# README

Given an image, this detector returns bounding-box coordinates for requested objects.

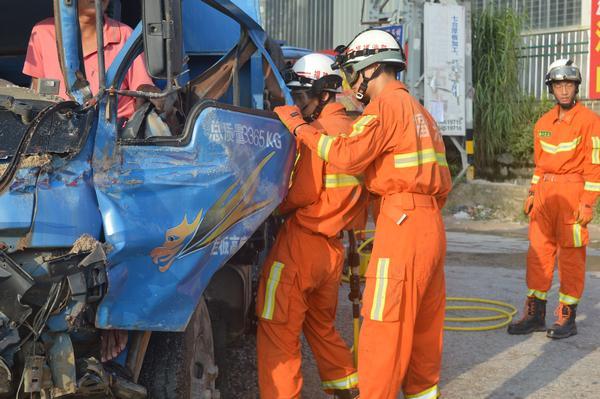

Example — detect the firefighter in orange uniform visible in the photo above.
[507,59,600,339]
[275,29,452,399]
[256,53,366,399]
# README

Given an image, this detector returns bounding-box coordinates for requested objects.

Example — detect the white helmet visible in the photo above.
[332,29,405,101]
[283,53,342,94]
[545,59,582,91]
[333,29,406,81]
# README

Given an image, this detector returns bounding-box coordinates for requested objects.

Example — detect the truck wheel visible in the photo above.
[139,297,219,398]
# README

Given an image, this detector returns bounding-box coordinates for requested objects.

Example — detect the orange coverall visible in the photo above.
[526,103,600,305]
[294,80,452,399]
[256,103,367,398]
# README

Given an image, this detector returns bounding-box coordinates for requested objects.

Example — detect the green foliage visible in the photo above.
[508,95,554,163]
[472,7,554,167]
[473,8,523,167]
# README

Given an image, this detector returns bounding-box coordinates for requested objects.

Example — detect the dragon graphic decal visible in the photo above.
[151,152,275,272]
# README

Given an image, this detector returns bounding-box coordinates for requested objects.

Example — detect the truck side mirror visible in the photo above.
[142,0,183,80]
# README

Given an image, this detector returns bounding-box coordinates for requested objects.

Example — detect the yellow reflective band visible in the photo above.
[466,140,474,155]
[350,115,377,137]
[539,136,581,154]
[288,152,302,189]
[584,181,600,192]
[394,149,448,168]
[406,385,439,399]
[317,135,335,162]
[370,258,390,321]
[531,175,540,184]
[321,372,359,390]
[323,174,363,188]
[559,292,580,305]
[592,137,600,164]
[260,261,285,320]
[527,289,547,300]
[573,223,583,248]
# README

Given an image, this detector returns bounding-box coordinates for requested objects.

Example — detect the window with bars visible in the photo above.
[473,0,582,30]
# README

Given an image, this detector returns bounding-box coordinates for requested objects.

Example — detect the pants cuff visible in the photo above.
[406,384,440,399]
[527,289,547,300]
[321,371,359,390]
[559,292,580,305]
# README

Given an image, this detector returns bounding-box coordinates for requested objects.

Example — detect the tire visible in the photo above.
[139,297,220,399]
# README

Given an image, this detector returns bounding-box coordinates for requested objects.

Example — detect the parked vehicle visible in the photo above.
[0,0,294,397]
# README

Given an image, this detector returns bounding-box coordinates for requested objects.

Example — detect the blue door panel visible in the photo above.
[94,103,294,331]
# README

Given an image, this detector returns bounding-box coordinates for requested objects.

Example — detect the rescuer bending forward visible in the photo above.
[275,29,452,399]
[256,53,367,399]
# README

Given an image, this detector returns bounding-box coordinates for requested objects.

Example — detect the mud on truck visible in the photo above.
[0,0,294,397]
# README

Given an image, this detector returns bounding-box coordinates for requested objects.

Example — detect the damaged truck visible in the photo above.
[0,0,294,397]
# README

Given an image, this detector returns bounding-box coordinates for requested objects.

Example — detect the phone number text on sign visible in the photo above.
[208,120,283,149]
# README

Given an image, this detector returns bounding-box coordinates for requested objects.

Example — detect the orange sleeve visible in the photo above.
[278,143,324,215]
[581,114,600,206]
[295,112,390,174]
[530,122,544,191]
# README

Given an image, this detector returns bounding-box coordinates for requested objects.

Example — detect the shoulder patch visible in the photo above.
[350,115,378,137]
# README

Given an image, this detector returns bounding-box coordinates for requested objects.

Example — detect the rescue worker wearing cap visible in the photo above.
[256,53,367,399]
[507,59,600,339]
[275,29,452,399]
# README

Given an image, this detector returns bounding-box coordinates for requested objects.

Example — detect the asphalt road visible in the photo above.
[223,230,600,398]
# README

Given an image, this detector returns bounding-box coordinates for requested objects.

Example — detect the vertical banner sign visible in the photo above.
[424,3,466,136]
[591,1,600,99]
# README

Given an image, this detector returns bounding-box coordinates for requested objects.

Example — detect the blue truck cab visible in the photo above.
[0,1,294,397]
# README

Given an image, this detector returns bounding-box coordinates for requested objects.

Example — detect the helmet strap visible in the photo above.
[309,92,333,121]
[355,64,384,103]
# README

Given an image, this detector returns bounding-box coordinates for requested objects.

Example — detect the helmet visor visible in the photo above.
[341,63,360,86]
[547,65,581,83]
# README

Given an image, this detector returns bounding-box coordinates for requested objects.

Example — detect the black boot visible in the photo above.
[547,303,577,339]
[507,296,546,335]
[333,389,359,399]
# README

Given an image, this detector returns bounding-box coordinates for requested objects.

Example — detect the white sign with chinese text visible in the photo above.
[424,3,466,136]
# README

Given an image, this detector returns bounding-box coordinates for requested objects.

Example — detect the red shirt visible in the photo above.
[23,17,153,119]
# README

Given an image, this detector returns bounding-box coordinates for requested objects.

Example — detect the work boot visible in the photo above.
[507,296,546,335]
[333,389,359,399]
[547,303,577,339]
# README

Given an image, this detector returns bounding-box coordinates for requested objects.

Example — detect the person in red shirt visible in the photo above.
[22,0,154,362]
[275,29,452,399]
[508,59,600,339]
[22,0,153,120]
[256,53,366,399]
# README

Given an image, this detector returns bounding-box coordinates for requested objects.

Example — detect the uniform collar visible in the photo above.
[318,102,346,118]
[383,79,409,93]
[83,16,122,57]
[552,102,582,125]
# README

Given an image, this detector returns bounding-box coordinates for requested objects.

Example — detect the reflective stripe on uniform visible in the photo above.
[349,115,377,137]
[321,372,359,390]
[559,292,580,305]
[539,136,581,154]
[573,223,583,247]
[260,261,285,320]
[531,175,540,184]
[527,289,547,300]
[406,385,439,399]
[370,258,390,321]
[317,135,336,162]
[592,137,600,164]
[394,149,448,169]
[584,181,600,192]
[323,173,363,188]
